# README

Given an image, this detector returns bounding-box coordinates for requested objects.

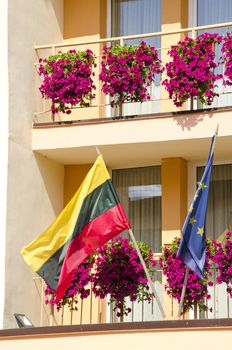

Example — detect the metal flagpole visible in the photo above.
[177,124,219,319]
[128,228,166,319]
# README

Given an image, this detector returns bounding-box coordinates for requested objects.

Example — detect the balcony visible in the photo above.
[29,264,232,329]
[33,22,232,166]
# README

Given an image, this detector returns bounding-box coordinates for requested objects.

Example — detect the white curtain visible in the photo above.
[197,163,232,241]
[197,0,232,108]
[198,0,232,27]
[113,166,162,252]
[112,0,161,46]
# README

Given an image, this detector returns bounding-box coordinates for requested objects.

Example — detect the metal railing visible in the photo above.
[34,265,232,327]
[34,22,232,123]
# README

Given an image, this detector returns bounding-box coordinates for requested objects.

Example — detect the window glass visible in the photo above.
[110,0,162,115]
[198,0,232,27]
[197,0,232,108]
[111,0,161,46]
[113,166,161,252]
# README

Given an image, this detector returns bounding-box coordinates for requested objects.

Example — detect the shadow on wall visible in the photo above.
[173,112,214,130]
[47,0,64,38]
[34,152,64,216]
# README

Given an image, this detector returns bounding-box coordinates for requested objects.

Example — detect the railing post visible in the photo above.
[191,29,197,111]
[191,29,196,40]
[118,38,124,117]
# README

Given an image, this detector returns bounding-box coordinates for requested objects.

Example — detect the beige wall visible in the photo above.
[5,0,65,328]
[1,328,232,350]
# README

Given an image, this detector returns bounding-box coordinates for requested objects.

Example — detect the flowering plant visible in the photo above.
[159,237,216,315]
[221,33,232,86]
[211,231,232,297]
[162,33,222,107]
[99,41,163,107]
[38,49,96,115]
[92,237,156,317]
[44,256,94,311]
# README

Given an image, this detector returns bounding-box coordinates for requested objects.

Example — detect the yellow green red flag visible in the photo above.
[21,155,130,301]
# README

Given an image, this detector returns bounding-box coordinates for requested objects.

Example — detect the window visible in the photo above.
[197,0,232,27]
[197,0,232,108]
[197,164,232,241]
[110,0,162,116]
[111,0,161,46]
[113,166,161,252]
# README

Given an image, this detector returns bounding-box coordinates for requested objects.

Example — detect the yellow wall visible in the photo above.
[161,157,187,318]
[161,157,187,244]
[64,164,92,205]
[64,0,107,39]
[161,0,189,112]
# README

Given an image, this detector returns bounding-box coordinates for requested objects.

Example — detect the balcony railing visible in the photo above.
[34,266,232,327]
[34,22,232,124]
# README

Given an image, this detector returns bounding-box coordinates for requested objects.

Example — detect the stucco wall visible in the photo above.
[1,328,232,350]
[4,0,64,328]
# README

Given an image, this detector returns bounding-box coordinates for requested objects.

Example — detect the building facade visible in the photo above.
[0,0,232,331]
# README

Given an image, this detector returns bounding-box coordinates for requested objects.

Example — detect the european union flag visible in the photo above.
[177,130,217,279]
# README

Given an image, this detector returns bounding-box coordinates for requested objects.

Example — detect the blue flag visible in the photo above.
[177,132,217,279]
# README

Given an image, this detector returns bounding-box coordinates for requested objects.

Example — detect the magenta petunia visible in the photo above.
[38,50,96,115]
[162,32,223,107]
[99,42,163,107]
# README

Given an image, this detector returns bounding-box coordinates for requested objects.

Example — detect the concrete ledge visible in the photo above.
[1,318,232,340]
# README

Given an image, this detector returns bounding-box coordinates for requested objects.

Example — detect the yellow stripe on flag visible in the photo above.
[21,155,110,272]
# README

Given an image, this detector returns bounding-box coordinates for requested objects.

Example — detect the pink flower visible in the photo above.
[99,42,163,107]
[162,32,222,107]
[38,50,96,115]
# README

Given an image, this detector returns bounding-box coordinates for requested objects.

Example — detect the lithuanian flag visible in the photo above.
[21,155,130,301]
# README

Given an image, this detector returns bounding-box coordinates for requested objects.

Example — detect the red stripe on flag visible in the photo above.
[56,204,130,302]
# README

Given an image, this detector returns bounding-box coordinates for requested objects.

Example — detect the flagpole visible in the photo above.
[95,146,101,155]
[128,228,166,319]
[210,124,219,157]
[177,267,189,318]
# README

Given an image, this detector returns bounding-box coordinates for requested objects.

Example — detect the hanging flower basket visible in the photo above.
[99,41,163,107]
[211,231,232,297]
[221,32,232,86]
[162,33,222,107]
[38,49,96,115]
[92,237,156,317]
[159,237,216,315]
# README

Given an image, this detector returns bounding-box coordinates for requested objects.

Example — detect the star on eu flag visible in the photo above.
[197,227,204,236]
[189,205,194,213]
[199,182,207,190]
[194,192,198,200]
[189,217,197,225]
